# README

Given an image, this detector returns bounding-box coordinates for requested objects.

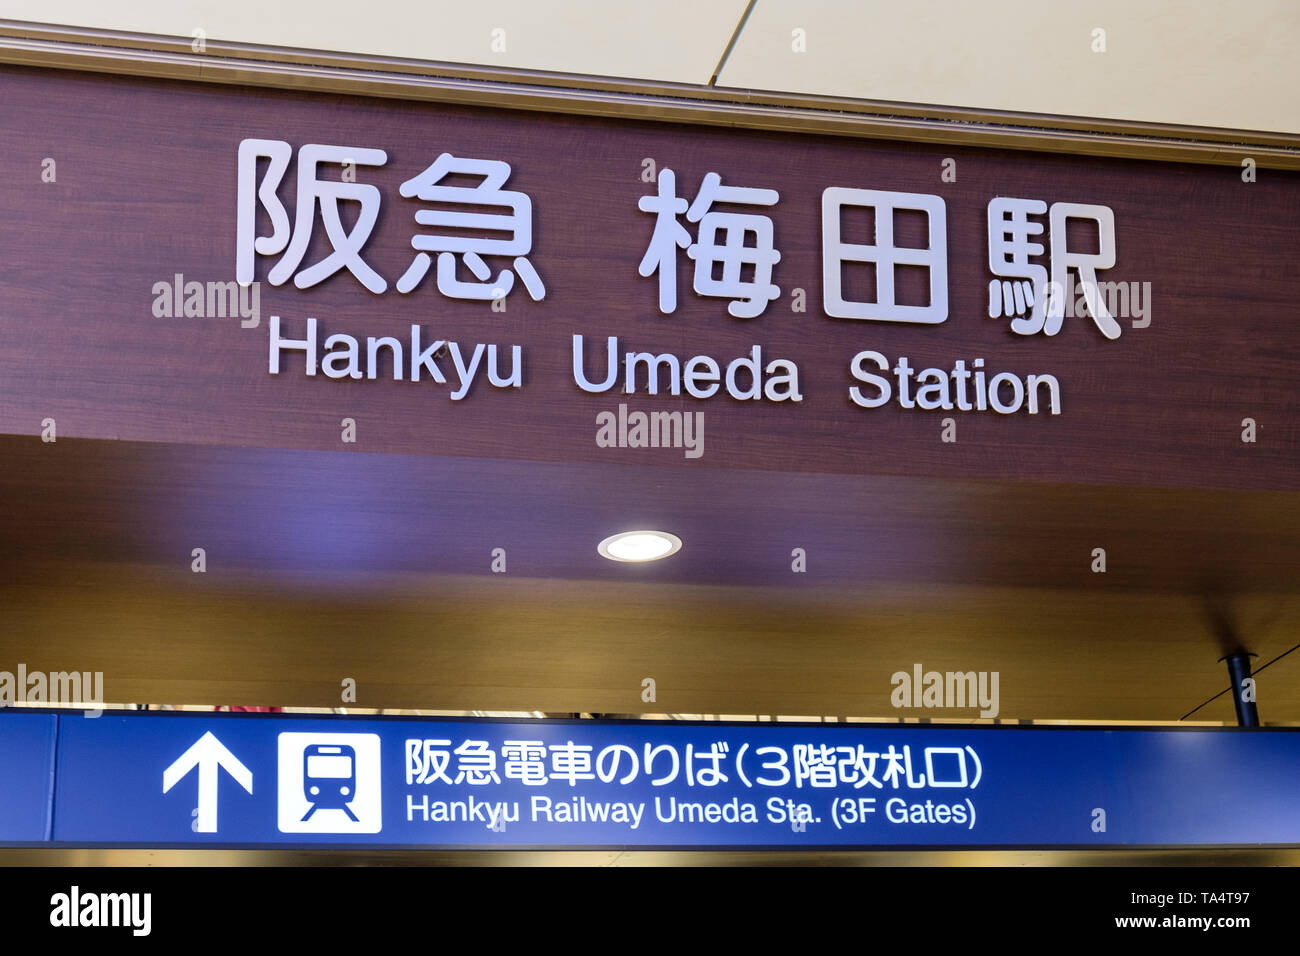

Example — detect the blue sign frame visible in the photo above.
[3,709,1298,850]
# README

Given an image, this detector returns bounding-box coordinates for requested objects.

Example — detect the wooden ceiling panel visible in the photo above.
[1,436,1296,722]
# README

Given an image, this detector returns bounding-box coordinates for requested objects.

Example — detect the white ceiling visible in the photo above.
[3,0,1298,132]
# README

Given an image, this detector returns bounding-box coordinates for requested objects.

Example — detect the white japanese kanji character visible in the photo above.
[836,745,883,790]
[549,741,595,786]
[501,740,548,786]
[879,744,927,789]
[638,168,781,318]
[793,743,839,788]
[923,746,972,788]
[987,197,1120,339]
[236,138,388,293]
[453,739,501,785]
[404,738,453,785]
[395,154,544,302]
[822,187,947,324]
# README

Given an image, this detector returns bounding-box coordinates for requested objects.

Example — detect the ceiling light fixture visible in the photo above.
[597,530,682,563]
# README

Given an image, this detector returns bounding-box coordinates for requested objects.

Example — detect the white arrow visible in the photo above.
[162,731,253,833]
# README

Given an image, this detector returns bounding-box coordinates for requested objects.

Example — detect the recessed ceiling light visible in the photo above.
[598,530,682,563]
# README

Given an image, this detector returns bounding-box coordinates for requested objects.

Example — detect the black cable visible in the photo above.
[1179,640,1300,721]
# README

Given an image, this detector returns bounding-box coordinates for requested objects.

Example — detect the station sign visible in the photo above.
[3,710,1299,848]
[0,67,1295,490]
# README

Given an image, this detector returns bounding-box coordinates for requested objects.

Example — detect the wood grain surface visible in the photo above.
[0,65,1294,490]
[0,435,1296,722]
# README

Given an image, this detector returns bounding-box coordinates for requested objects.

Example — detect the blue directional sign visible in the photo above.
[2,710,1299,848]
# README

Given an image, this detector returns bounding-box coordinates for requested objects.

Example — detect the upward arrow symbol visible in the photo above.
[162,731,254,833]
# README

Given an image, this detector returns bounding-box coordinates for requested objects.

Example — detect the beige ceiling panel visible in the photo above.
[719,0,1300,133]
[0,0,750,83]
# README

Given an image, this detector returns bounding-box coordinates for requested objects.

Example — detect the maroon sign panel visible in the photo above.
[0,66,1295,489]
